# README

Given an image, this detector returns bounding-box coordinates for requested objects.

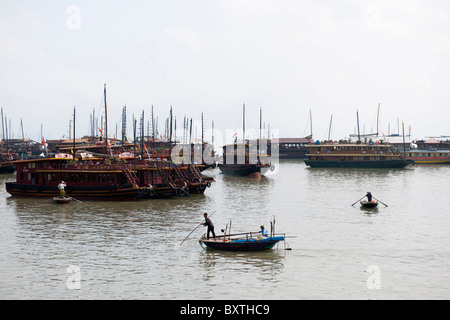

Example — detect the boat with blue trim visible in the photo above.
[199,232,286,251]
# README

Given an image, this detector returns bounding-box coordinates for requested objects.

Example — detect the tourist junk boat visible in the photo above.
[218,104,273,177]
[5,152,214,201]
[304,141,414,168]
[406,149,450,164]
[0,149,20,173]
[218,143,272,177]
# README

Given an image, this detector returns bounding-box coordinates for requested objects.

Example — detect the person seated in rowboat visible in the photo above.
[58,181,67,198]
[366,191,373,202]
[202,213,216,240]
[259,225,268,237]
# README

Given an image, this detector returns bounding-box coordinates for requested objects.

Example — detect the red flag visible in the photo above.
[42,137,46,147]
[98,128,103,135]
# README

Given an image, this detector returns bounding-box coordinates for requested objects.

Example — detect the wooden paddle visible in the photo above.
[372,196,388,207]
[351,196,366,206]
[180,211,216,246]
[71,197,83,203]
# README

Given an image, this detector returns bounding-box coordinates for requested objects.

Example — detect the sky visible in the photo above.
[1,0,450,145]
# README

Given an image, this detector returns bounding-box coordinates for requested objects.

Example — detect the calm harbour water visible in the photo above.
[0,160,449,300]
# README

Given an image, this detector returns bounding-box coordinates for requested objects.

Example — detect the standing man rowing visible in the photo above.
[203,212,216,240]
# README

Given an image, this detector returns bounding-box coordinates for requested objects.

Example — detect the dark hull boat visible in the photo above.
[199,233,285,251]
[218,142,273,177]
[218,163,271,177]
[360,200,378,208]
[5,153,214,201]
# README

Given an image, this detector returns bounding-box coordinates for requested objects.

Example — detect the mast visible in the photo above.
[328,114,333,141]
[356,110,361,143]
[376,103,380,137]
[259,107,262,158]
[103,84,109,154]
[242,102,246,143]
[310,110,313,139]
[201,112,204,164]
[121,105,127,142]
[73,106,76,157]
[402,121,406,156]
[20,118,25,159]
[140,110,145,157]
[1,108,4,144]
[151,105,155,149]
[169,106,173,157]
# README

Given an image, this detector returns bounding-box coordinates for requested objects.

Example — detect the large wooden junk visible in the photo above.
[5,153,214,201]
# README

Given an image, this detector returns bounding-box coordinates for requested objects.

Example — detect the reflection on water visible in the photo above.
[198,249,286,282]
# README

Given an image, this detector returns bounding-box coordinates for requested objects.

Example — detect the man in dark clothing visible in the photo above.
[203,212,216,240]
[366,192,373,202]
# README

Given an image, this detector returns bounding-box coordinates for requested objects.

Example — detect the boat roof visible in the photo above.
[308,143,394,147]
[278,137,311,144]
[11,155,104,164]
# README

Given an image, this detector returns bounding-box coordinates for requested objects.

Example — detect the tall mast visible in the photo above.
[242,102,246,143]
[201,112,204,164]
[20,118,25,159]
[402,121,406,156]
[151,105,155,149]
[104,84,109,153]
[169,106,173,157]
[328,114,333,141]
[376,102,380,137]
[259,107,262,157]
[1,108,4,144]
[356,110,361,143]
[73,106,76,157]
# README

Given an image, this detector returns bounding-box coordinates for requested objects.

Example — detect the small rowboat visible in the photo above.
[360,200,378,208]
[199,232,286,251]
[53,196,72,204]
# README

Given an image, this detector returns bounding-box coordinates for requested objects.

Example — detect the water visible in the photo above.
[0,161,449,299]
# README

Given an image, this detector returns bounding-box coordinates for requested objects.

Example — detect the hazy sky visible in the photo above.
[1,0,449,144]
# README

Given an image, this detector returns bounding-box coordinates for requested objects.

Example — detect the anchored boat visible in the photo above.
[5,153,214,201]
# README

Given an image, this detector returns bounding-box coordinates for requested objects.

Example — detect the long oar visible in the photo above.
[180,211,216,246]
[71,197,83,203]
[373,197,388,207]
[351,196,366,206]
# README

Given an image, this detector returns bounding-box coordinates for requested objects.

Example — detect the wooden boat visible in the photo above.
[218,105,273,177]
[5,153,214,201]
[0,149,20,173]
[199,232,285,251]
[218,143,273,177]
[406,149,450,164]
[305,110,414,168]
[268,136,311,159]
[360,200,378,208]
[304,141,414,168]
[53,196,72,204]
